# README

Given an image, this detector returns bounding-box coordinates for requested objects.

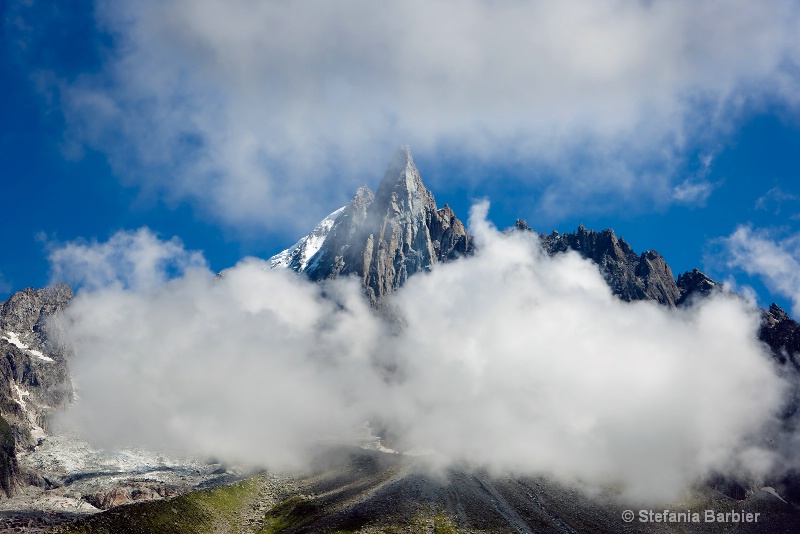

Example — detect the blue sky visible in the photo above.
[2,0,800,317]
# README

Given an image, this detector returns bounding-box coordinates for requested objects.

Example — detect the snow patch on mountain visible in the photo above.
[11,382,46,441]
[269,207,344,271]
[2,331,54,362]
[2,331,27,350]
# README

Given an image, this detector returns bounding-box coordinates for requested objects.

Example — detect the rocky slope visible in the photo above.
[273,146,472,303]
[536,222,684,307]
[0,284,74,498]
[761,303,800,371]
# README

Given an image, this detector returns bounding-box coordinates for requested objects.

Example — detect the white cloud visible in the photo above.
[47,228,207,292]
[50,0,800,231]
[720,225,800,317]
[755,186,800,214]
[53,213,787,503]
[55,260,386,470]
[671,179,717,206]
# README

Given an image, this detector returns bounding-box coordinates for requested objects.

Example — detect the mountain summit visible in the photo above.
[272,147,472,302]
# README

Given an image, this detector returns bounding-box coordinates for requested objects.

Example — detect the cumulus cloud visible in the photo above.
[720,225,800,317]
[47,227,207,292]
[52,209,788,503]
[56,261,386,470]
[40,0,800,230]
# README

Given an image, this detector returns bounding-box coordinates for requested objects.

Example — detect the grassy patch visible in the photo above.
[433,512,460,534]
[55,476,261,534]
[259,494,321,533]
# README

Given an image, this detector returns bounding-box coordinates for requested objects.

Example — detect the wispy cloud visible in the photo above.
[671,179,717,207]
[719,225,800,317]
[21,0,800,232]
[53,207,786,503]
[755,186,800,214]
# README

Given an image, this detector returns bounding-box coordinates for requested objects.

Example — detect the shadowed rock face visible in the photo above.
[539,225,683,306]
[761,303,800,370]
[305,147,472,303]
[0,284,73,498]
[676,268,720,306]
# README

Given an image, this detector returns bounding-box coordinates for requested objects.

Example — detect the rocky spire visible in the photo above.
[373,145,435,217]
[303,146,472,302]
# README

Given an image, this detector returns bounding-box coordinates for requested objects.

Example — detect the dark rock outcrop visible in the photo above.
[539,225,682,306]
[304,147,472,302]
[0,415,18,498]
[0,285,73,498]
[676,268,720,306]
[302,185,375,281]
[760,303,800,370]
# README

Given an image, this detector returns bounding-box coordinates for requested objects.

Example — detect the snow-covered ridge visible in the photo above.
[2,331,54,362]
[269,206,344,272]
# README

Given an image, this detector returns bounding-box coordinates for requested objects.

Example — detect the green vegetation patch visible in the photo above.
[432,512,460,534]
[56,476,261,534]
[259,494,322,533]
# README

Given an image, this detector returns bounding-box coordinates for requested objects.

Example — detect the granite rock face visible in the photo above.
[301,185,375,281]
[302,147,472,302]
[0,285,74,497]
[760,303,800,370]
[676,268,721,306]
[539,224,683,306]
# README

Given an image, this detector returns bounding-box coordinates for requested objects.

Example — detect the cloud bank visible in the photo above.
[52,205,787,502]
[48,0,800,230]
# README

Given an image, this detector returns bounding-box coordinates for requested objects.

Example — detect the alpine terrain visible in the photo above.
[0,147,798,533]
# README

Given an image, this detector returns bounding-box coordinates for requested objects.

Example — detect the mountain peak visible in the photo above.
[373,146,436,225]
[377,145,424,194]
[388,145,413,171]
[275,147,471,302]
